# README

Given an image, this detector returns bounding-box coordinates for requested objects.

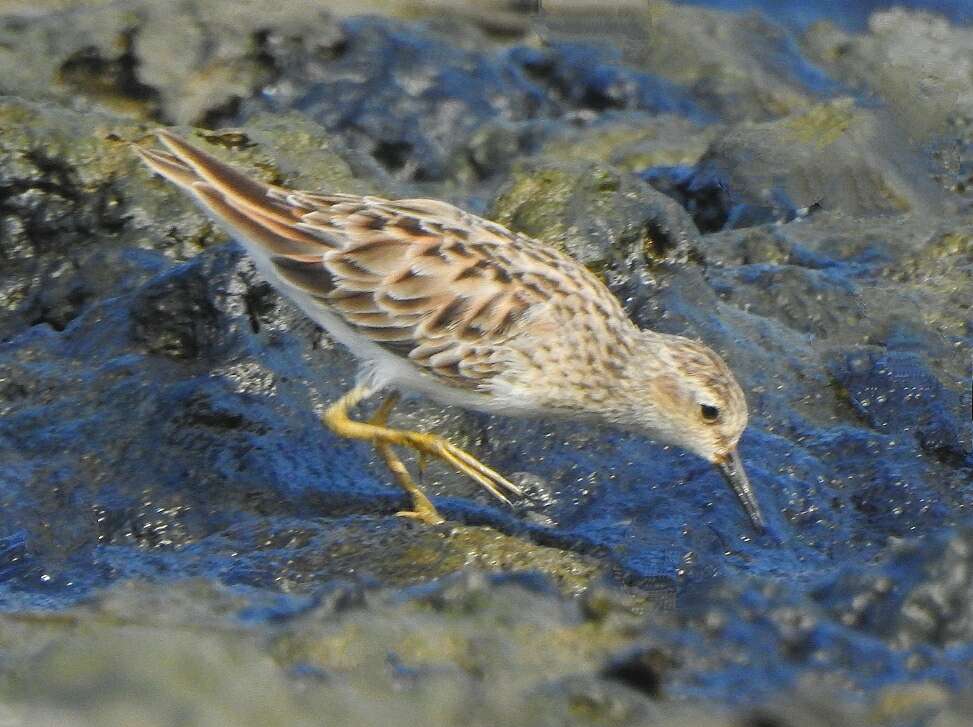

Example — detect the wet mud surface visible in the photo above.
[0,1,971,724]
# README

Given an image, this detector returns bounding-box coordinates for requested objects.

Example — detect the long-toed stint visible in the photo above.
[135,130,765,532]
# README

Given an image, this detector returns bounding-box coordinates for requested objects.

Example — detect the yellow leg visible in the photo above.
[367,391,444,525]
[322,386,521,522]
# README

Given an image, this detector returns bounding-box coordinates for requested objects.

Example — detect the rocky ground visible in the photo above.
[0,1,971,725]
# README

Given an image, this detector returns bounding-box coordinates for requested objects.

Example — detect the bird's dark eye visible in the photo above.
[700,404,720,422]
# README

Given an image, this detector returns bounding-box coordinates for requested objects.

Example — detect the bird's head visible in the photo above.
[615,331,764,532]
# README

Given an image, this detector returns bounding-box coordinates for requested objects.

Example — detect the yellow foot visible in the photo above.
[323,385,521,518]
[395,505,445,526]
[392,430,521,505]
[368,391,446,525]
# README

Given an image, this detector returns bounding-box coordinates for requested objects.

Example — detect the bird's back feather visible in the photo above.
[136,131,629,404]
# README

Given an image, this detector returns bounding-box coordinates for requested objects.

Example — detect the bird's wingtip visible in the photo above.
[154,128,195,156]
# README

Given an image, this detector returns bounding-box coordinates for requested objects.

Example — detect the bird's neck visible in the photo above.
[595,329,681,429]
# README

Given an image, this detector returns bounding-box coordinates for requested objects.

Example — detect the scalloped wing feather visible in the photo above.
[137,131,625,391]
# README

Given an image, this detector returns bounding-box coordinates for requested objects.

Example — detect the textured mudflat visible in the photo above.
[0,1,971,725]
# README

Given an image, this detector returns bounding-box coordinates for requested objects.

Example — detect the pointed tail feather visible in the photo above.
[153,130,297,227]
[133,146,199,189]
[134,130,340,257]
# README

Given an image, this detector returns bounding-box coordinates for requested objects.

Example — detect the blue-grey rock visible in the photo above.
[0,1,972,725]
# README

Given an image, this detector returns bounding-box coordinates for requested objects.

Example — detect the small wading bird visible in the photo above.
[136,130,765,532]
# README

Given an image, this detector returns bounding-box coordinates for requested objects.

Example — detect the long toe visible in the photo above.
[440,440,522,498]
[395,507,445,526]
[404,432,520,505]
[435,444,512,504]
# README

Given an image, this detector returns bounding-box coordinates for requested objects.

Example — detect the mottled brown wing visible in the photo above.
[136,131,619,389]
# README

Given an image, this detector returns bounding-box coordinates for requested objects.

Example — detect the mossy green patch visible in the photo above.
[784,100,857,148]
[539,119,714,172]
[489,165,577,250]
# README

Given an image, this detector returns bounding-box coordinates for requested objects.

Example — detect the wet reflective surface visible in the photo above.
[0,1,971,724]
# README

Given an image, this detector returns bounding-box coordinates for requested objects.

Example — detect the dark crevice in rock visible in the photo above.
[640,165,731,234]
[240,281,276,334]
[130,268,224,360]
[199,96,243,131]
[640,218,684,264]
[58,27,162,117]
[371,140,413,172]
[27,292,89,333]
[602,647,674,699]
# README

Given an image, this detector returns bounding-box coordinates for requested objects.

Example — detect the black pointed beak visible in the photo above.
[716,449,765,533]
